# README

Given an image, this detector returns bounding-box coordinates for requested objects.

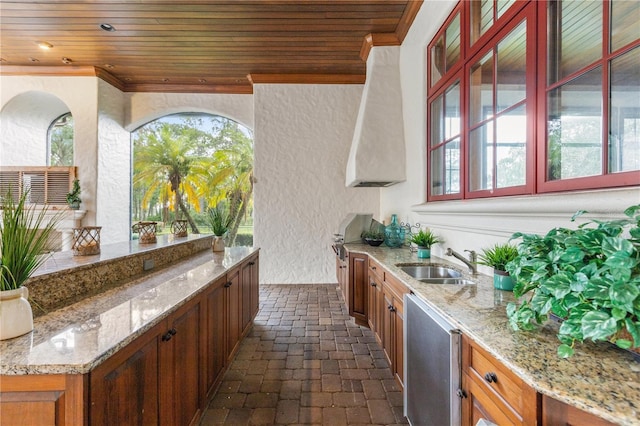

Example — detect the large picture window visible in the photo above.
[427,0,639,201]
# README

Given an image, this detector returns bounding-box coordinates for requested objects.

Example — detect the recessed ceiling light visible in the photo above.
[35,41,53,50]
[162,78,169,82]
[62,57,73,64]
[124,77,132,81]
[198,79,207,83]
[99,23,116,32]
[104,63,114,69]
[29,57,39,62]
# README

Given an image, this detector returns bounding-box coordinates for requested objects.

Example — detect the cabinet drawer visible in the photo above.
[368,257,385,281]
[465,338,528,418]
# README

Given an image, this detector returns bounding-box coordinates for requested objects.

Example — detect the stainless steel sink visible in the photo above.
[398,265,462,279]
[418,278,475,285]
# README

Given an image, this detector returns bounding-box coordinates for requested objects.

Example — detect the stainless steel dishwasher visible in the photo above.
[404,293,462,426]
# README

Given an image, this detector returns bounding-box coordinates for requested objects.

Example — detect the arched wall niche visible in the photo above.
[0,91,71,166]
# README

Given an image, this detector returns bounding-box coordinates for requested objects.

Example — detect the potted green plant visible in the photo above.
[410,228,442,258]
[362,230,385,246]
[207,204,232,252]
[66,179,81,210]
[477,243,519,291]
[506,205,640,358]
[0,190,59,340]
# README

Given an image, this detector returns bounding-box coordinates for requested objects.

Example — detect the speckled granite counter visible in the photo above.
[347,243,640,426]
[0,245,259,376]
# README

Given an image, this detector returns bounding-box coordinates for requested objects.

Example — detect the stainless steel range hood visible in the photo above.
[346,46,406,188]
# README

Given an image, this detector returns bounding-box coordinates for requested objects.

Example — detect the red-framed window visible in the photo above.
[427,0,640,202]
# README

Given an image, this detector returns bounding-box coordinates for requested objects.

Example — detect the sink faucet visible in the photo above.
[445,248,477,274]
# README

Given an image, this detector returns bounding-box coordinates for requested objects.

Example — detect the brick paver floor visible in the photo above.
[199,284,408,425]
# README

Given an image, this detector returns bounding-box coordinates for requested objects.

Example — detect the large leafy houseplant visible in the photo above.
[506,205,640,358]
[1,190,59,290]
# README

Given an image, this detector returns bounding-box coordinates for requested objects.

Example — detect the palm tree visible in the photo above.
[133,123,212,233]
[201,121,254,245]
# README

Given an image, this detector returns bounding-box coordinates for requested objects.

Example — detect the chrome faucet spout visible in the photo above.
[445,248,477,274]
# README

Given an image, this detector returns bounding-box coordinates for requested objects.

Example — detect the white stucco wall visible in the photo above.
[0,76,100,226]
[384,0,640,275]
[124,92,254,131]
[96,80,130,244]
[253,84,379,284]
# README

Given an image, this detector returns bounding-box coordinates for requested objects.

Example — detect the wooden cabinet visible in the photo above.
[241,253,259,335]
[541,395,615,426]
[90,297,203,426]
[367,258,384,334]
[348,252,368,326]
[203,276,227,398]
[226,266,242,363]
[0,374,86,426]
[379,273,407,390]
[460,335,538,426]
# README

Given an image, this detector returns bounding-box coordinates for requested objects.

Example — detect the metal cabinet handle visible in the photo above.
[456,389,467,399]
[484,372,498,383]
[224,281,232,288]
[387,304,396,312]
[371,266,377,270]
[370,282,376,287]
[169,328,177,336]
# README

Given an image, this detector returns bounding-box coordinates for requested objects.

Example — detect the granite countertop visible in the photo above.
[347,243,640,426]
[0,246,259,376]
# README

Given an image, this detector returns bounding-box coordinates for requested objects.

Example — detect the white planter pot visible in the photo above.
[212,236,225,252]
[0,287,34,340]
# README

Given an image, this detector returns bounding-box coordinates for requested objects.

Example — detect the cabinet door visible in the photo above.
[161,298,202,426]
[392,298,404,390]
[461,372,510,426]
[250,255,260,319]
[226,268,242,362]
[204,277,227,398]
[241,259,253,334]
[367,272,379,333]
[381,291,394,368]
[349,253,368,325]
[90,325,161,426]
[541,395,615,426]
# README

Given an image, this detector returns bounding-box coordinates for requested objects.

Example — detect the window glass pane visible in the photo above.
[445,139,461,194]
[609,47,640,173]
[470,52,494,125]
[48,113,74,166]
[446,13,461,72]
[547,67,603,180]
[497,0,516,18]
[469,124,493,191]
[470,0,493,45]
[445,82,461,139]
[431,34,445,87]
[430,93,444,146]
[496,105,527,188]
[611,1,640,52]
[548,1,602,84]
[497,20,527,113]
[431,146,444,196]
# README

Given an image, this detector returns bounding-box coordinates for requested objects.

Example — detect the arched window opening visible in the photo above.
[47,112,74,166]
[131,113,254,247]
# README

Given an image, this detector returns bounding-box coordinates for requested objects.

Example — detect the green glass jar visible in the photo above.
[384,214,405,248]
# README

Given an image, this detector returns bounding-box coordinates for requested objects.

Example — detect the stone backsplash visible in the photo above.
[26,234,213,316]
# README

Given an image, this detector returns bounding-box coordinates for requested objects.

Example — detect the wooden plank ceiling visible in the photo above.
[0,1,423,93]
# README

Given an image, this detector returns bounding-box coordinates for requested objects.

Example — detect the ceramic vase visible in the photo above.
[493,270,514,291]
[212,236,225,252]
[0,287,34,340]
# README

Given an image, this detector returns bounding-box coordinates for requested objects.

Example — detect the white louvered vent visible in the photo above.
[0,166,77,206]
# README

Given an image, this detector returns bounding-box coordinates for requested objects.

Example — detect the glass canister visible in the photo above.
[384,214,405,247]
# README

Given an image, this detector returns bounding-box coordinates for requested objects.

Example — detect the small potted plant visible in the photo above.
[476,242,519,291]
[207,204,232,252]
[410,228,442,258]
[66,179,81,210]
[362,230,385,246]
[0,190,59,340]
[506,205,640,358]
